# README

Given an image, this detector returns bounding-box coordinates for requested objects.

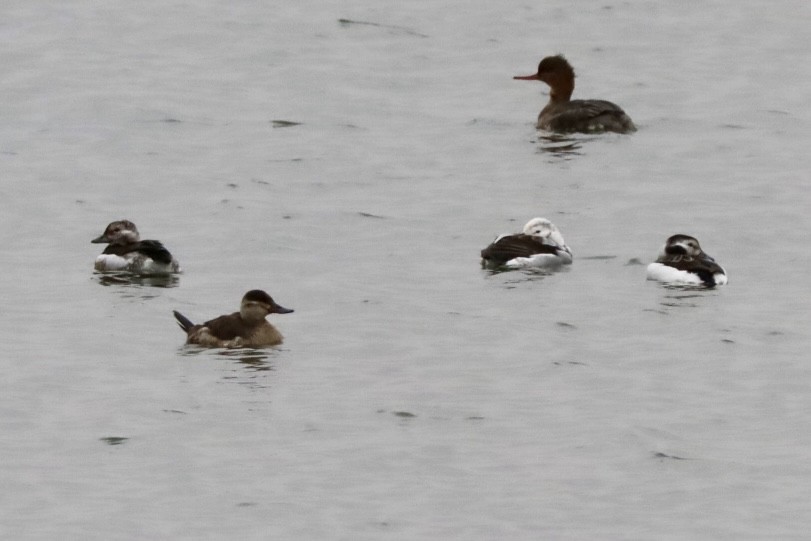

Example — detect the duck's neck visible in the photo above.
[549,85,574,103]
[548,81,573,103]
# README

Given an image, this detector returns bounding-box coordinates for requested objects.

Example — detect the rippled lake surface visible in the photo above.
[2,1,811,539]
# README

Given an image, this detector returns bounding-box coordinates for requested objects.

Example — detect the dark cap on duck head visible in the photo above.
[514,54,575,81]
[243,289,294,314]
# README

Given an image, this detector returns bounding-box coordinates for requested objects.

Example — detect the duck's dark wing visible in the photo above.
[135,240,174,264]
[201,312,247,340]
[481,234,560,266]
[657,253,725,286]
[549,100,636,133]
[568,99,627,117]
[101,239,174,264]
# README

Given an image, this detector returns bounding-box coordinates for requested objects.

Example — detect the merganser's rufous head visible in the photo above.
[522,217,567,248]
[240,289,293,322]
[514,55,575,87]
[92,220,140,246]
[661,234,703,258]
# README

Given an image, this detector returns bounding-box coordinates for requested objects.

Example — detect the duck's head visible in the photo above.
[523,217,567,248]
[240,289,294,321]
[663,234,703,257]
[514,55,575,86]
[91,220,140,245]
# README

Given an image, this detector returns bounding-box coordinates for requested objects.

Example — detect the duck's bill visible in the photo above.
[273,304,294,314]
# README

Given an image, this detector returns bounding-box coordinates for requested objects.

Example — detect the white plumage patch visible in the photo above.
[646,262,727,286]
[95,253,181,275]
[95,254,131,271]
[504,251,573,268]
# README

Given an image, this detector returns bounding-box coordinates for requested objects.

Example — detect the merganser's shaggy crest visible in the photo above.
[481,217,573,269]
[647,234,727,287]
[173,290,293,348]
[514,55,636,134]
[92,220,181,274]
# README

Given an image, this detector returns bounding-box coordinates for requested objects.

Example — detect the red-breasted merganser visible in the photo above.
[646,234,727,287]
[514,55,636,134]
[173,290,293,347]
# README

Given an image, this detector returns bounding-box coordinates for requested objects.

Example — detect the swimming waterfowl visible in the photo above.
[92,220,181,274]
[173,290,293,348]
[481,217,573,269]
[514,55,636,134]
[646,234,727,287]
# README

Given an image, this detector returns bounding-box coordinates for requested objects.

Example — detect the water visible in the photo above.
[2,1,811,539]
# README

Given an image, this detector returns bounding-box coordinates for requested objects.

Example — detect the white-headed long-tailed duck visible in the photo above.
[92,220,181,275]
[646,234,727,287]
[173,290,293,348]
[513,55,636,134]
[481,217,573,269]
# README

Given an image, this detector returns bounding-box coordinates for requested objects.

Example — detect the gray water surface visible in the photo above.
[2,1,810,539]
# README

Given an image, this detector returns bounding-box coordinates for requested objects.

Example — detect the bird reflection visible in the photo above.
[224,350,274,372]
[95,273,180,289]
[657,286,720,308]
[535,134,588,158]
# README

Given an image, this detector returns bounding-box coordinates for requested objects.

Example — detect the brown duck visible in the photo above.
[173,290,293,347]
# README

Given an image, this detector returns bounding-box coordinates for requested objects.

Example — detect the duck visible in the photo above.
[514,54,636,134]
[481,217,573,269]
[646,234,727,287]
[92,220,181,274]
[173,290,293,348]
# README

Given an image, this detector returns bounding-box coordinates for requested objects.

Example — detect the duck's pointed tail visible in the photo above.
[173,310,195,333]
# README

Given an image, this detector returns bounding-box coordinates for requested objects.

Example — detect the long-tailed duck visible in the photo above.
[646,234,727,287]
[173,290,293,348]
[514,55,636,134]
[481,217,573,269]
[92,220,181,275]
